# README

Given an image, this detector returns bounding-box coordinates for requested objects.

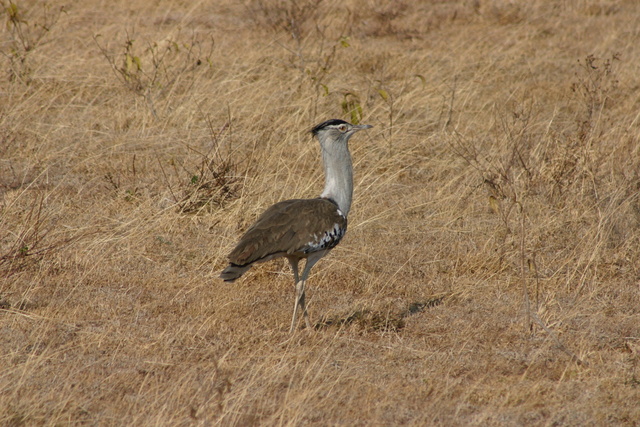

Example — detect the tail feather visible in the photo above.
[219,263,251,282]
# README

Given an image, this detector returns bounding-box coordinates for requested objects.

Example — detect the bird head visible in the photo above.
[311,119,373,144]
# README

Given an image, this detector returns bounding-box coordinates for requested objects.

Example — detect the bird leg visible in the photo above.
[289,253,324,332]
[290,279,312,333]
[287,257,300,284]
[288,257,303,333]
[290,279,304,333]
[300,282,312,330]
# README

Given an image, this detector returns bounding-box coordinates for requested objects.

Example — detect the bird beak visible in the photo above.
[353,124,373,131]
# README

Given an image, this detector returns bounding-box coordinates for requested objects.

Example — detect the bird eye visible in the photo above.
[338,124,347,132]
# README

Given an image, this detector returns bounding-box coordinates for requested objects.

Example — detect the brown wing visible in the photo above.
[227,198,347,267]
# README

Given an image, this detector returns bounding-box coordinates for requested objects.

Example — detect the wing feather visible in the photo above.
[227,198,347,266]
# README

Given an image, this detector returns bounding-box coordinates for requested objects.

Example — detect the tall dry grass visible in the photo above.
[1,0,639,425]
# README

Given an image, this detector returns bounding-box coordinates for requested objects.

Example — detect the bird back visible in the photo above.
[228,198,347,267]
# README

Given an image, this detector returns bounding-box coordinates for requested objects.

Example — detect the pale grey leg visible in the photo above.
[297,279,311,329]
[287,257,301,333]
[289,252,325,333]
[287,257,300,284]
[290,279,304,333]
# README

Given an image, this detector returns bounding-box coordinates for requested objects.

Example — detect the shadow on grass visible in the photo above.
[314,294,448,333]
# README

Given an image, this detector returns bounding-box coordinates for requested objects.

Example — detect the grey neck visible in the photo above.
[319,138,353,217]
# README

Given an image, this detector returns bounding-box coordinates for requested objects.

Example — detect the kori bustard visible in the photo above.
[220,119,372,332]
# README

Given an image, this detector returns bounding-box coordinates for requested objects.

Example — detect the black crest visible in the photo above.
[311,119,349,136]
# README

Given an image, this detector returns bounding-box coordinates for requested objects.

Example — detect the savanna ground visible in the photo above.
[1,0,639,425]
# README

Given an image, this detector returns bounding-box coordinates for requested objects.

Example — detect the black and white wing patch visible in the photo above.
[302,217,347,254]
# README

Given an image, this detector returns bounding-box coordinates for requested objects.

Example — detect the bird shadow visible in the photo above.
[314,294,447,333]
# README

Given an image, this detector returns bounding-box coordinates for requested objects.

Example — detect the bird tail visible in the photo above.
[219,263,251,282]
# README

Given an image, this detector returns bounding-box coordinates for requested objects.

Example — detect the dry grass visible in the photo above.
[1,0,639,425]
